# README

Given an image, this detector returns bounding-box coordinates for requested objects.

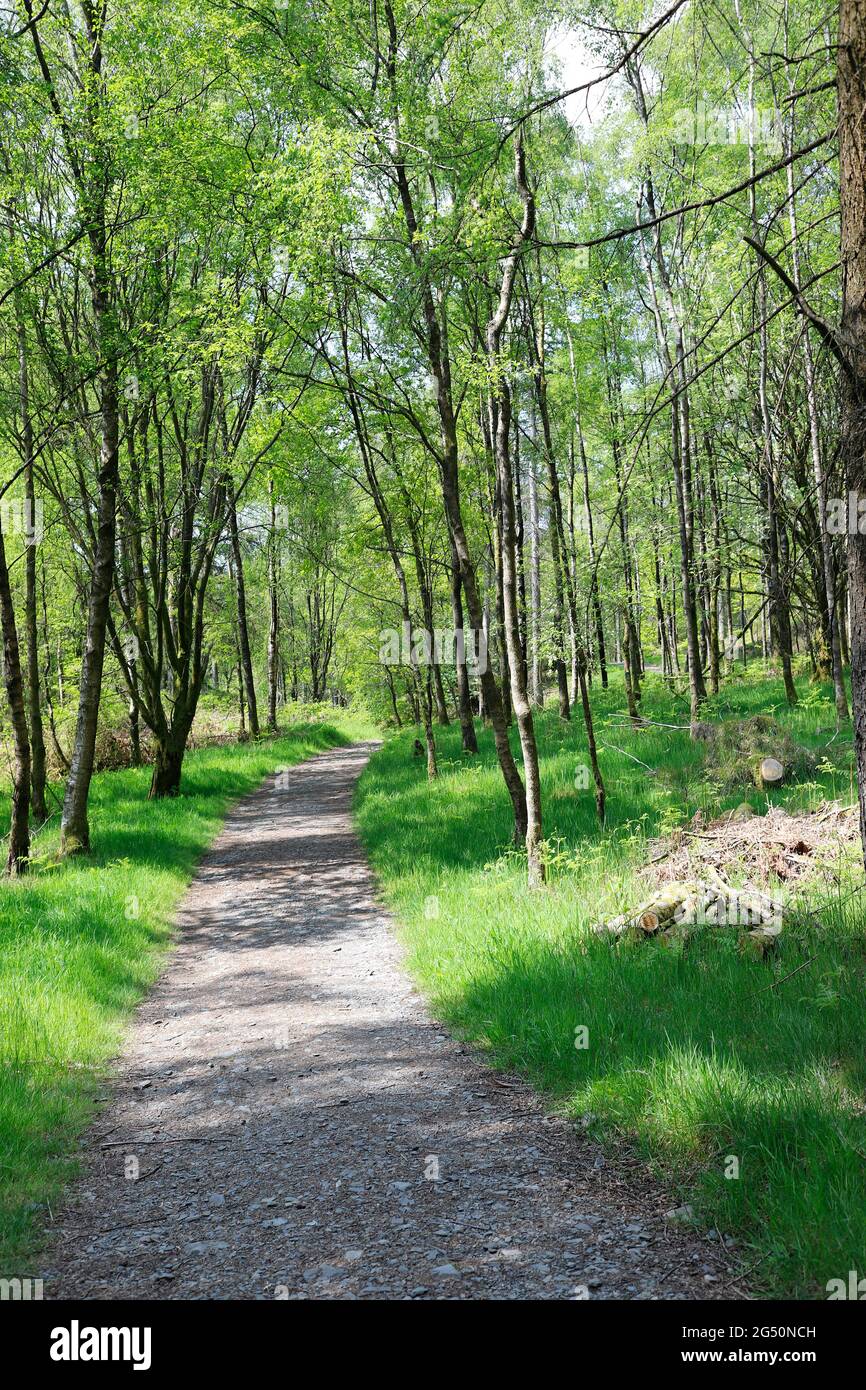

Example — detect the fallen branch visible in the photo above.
[598,742,658,774]
[753,954,816,995]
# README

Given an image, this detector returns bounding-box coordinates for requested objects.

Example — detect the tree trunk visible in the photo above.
[494,385,544,883]
[450,537,478,752]
[487,135,544,885]
[265,483,279,733]
[787,113,848,722]
[603,325,643,716]
[527,447,543,706]
[740,3,797,706]
[230,553,247,735]
[490,459,513,728]
[529,287,606,820]
[229,492,259,737]
[18,313,47,824]
[576,649,606,824]
[59,348,119,853]
[838,0,866,870]
[531,289,570,719]
[129,695,141,767]
[564,324,608,688]
[149,738,185,799]
[0,515,31,874]
[628,73,707,727]
[513,417,529,685]
[385,666,402,727]
[576,404,608,688]
[267,481,280,733]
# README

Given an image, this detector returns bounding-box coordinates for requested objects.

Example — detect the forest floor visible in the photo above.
[37,742,732,1300]
[355,669,866,1300]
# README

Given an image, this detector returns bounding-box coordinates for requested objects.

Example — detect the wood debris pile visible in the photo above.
[595,802,859,956]
[645,801,859,890]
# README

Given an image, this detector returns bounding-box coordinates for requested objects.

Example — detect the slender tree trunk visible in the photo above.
[787,111,848,721]
[527,447,543,705]
[487,135,545,884]
[407,516,448,727]
[704,443,723,695]
[494,387,544,883]
[654,528,674,681]
[514,415,529,684]
[229,492,259,737]
[576,409,608,688]
[610,414,641,724]
[385,666,402,727]
[603,325,643,713]
[431,663,449,725]
[421,665,438,779]
[59,339,119,853]
[17,313,47,824]
[758,346,797,705]
[628,79,706,727]
[527,286,605,818]
[488,431,513,729]
[267,481,280,733]
[564,324,608,689]
[404,674,420,725]
[669,403,705,724]
[229,554,247,735]
[0,515,31,874]
[450,537,478,752]
[530,284,570,718]
[128,692,141,767]
[576,649,606,824]
[567,433,580,698]
[740,1,797,706]
[838,0,866,869]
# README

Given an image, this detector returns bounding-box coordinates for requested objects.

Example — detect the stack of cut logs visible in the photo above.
[596,870,783,954]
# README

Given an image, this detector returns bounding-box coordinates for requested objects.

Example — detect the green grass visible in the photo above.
[355,669,866,1299]
[0,706,375,1273]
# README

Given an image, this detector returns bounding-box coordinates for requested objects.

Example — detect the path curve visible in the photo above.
[42,742,734,1300]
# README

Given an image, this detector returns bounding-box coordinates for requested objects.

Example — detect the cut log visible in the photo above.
[756,756,784,788]
[596,881,693,936]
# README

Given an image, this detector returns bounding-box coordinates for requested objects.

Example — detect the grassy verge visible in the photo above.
[355,671,866,1299]
[0,708,375,1273]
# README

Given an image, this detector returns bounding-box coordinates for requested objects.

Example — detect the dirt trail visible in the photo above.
[42,742,735,1300]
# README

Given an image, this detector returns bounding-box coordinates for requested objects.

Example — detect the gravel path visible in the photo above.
[42,742,736,1301]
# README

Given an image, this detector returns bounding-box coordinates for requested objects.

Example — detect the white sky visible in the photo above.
[544,25,616,130]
